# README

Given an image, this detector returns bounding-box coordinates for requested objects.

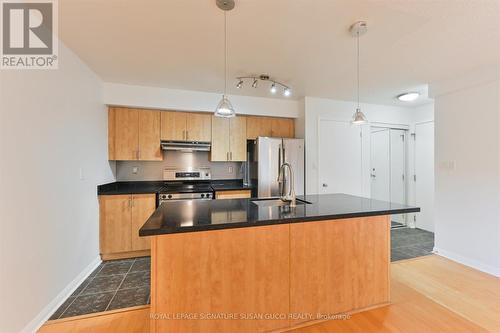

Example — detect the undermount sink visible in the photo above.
[251,197,311,207]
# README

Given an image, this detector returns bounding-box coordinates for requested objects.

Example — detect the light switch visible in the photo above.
[228,166,233,174]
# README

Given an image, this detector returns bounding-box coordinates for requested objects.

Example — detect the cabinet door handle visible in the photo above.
[230,152,232,161]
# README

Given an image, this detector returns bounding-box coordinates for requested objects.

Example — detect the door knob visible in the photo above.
[322,183,328,187]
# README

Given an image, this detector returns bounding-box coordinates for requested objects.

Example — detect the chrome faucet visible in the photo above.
[278,162,296,207]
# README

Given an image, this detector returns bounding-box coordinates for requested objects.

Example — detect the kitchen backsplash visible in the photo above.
[115,151,243,181]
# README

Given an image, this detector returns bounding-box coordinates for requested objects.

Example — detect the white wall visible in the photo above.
[433,80,500,276]
[303,97,416,195]
[0,42,115,332]
[103,83,300,118]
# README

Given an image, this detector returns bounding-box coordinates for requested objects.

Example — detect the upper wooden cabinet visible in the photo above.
[246,116,272,139]
[246,116,295,139]
[187,113,212,142]
[211,116,247,162]
[108,108,162,161]
[271,118,295,138]
[161,111,211,142]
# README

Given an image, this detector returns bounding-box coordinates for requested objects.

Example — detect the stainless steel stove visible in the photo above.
[158,168,213,204]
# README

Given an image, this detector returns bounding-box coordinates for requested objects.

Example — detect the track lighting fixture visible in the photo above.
[236,74,292,97]
[270,82,277,94]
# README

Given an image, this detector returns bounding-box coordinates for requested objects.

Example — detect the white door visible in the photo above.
[370,129,390,202]
[319,120,362,196]
[415,122,434,232]
[390,129,406,223]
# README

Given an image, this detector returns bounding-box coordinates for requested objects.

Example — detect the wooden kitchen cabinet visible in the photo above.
[99,194,155,260]
[161,111,211,142]
[271,117,295,138]
[187,113,211,141]
[211,116,247,161]
[246,116,295,139]
[99,195,132,255]
[108,107,162,161]
[215,190,252,199]
[131,194,156,251]
[160,111,187,141]
[246,116,272,139]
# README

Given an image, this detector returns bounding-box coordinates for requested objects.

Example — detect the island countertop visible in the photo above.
[139,193,419,236]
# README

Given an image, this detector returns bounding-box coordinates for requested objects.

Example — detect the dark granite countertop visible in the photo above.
[139,193,420,236]
[98,179,254,195]
[97,181,165,195]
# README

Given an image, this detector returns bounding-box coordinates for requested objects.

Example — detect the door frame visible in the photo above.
[370,124,409,225]
[413,120,435,231]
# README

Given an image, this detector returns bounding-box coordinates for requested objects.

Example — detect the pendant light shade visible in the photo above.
[215,95,235,118]
[352,108,367,124]
[350,21,368,125]
[215,4,235,118]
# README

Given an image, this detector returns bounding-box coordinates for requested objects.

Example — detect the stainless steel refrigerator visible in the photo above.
[247,137,305,198]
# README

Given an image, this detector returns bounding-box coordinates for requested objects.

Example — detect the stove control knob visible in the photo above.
[167,194,172,199]
[201,193,205,198]
[207,193,211,198]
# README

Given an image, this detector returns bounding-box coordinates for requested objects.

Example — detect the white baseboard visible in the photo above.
[433,247,500,277]
[21,256,102,333]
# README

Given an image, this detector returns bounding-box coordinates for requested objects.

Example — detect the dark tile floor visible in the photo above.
[391,227,434,262]
[50,228,434,320]
[49,256,151,320]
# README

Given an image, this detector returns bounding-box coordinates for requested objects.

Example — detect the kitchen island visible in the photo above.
[140,194,419,333]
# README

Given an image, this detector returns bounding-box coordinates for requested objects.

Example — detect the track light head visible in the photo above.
[252,79,258,88]
[270,83,277,94]
[236,80,243,89]
[283,88,291,97]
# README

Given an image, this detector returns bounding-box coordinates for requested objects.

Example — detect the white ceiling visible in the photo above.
[59,0,500,106]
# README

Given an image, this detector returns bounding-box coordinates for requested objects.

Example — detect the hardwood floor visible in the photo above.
[38,255,500,333]
[392,255,500,332]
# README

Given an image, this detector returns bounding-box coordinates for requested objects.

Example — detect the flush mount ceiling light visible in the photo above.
[397,92,420,102]
[350,21,368,125]
[235,74,292,97]
[214,0,236,118]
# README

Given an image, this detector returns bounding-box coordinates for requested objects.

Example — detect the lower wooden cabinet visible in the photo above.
[215,189,252,199]
[99,194,155,260]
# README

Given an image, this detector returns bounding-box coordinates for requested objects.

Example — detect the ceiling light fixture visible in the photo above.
[350,21,368,125]
[214,0,236,118]
[236,74,292,97]
[397,92,420,102]
[270,82,277,94]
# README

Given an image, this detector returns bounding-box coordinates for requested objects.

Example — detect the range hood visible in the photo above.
[161,140,211,152]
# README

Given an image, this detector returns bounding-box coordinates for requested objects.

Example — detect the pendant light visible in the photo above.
[214,0,236,118]
[350,21,368,125]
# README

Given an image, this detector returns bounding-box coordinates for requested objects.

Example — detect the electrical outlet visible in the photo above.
[132,167,139,174]
[228,166,233,174]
